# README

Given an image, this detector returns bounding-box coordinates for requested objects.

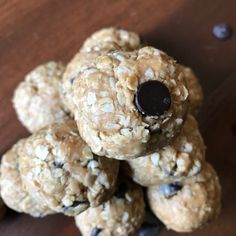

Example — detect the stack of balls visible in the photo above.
[0,28,221,235]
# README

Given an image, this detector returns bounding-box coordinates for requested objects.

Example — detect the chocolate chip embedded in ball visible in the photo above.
[91,227,102,236]
[160,183,182,198]
[135,81,171,116]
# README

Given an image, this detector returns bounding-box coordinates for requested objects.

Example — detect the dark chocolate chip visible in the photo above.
[70,200,90,208]
[114,182,128,199]
[135,80,171,116]
[63,200,89,210]
[53,161,64,169]
[91,227,102,236]
[169,164,177,176]
[160,183,182,198]
[212,23,233,40]
[139,224,161,236]
[70,75,77,84]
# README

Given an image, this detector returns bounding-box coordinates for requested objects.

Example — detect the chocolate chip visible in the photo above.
[70,75,77,84]
[139,224,161,236]
[91,227,102,236]
[52,161,64,169]
[70,200,90,208]
[63,200,90,210]
[114,182,128,199]
[135,81,171,116]
[212,23,233,40]
[160,183,182,198]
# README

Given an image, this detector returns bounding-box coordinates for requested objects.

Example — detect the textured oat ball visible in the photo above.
[0,140,53,217]
[80,27,141,53]
[127,114,205,186]
[65,46,189,159]
[147,163,221,232]
[19,120,119,216]
[182,66,203,115]
[13,61,69,133]
[75,179,145,236]
[62,28,141,113]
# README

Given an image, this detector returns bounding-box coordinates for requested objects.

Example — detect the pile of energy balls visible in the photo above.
[0,28,221,236]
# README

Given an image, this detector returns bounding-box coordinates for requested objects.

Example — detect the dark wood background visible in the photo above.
[0,0,235,235]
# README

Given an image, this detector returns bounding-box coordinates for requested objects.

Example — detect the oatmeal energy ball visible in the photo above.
[62,27,142,113]
[127,114,205,186]
[1,140,53,217]
[75,179,145,236]
[63,46,189,159]
[13,61,69,133]
[147,163,221,232]
[80,27,141,53]
[18,121,119,216]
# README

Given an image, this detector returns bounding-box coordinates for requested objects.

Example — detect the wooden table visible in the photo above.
[0,0,236,235]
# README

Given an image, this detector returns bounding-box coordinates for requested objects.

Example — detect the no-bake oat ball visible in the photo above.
[75,179,145,236]
[13,61,69,133]
[63,46,189,159]
[80,27,141,53]
[147,163,221,232]
[18,120,119,216]
[127,114,205,186]
[1,140,53,217]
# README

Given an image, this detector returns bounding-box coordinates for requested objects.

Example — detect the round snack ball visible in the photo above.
[127,114,205,186]
[0,140,53,217]
[13,61,69,133]
[75,179,145,236]
[80,27,141,53]
[66,47,189,159]
[147,163,221,232]
[181,65,203,116]
[19,120,119,216]
[63,28,141,114]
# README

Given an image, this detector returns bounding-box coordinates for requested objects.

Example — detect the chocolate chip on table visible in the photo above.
[135,81,171,116]
[91,227,102,236]
[160,183,182,198]
[212,23,233,40]
[114,182,128,199]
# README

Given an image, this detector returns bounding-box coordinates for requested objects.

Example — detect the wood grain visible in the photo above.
[0,0,235,235]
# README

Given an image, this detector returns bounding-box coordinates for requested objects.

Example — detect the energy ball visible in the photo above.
[127,114,205,186]
[64,46,189,159]
[13,61,69,133]
[147,163,221,232]
[1,140,53,217]
[63,28,141,114]
[19,120,119,216]
[182,66,203,115]
[80,27,141,53]
[75,179,145,236]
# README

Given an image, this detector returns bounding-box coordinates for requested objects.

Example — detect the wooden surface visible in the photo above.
[0,0,236,235]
